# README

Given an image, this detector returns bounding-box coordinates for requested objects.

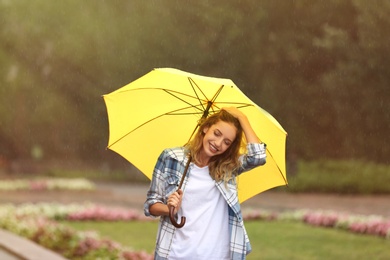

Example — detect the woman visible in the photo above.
[144,107,266,260]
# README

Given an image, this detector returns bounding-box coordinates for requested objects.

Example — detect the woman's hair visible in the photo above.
[186,110,245,183]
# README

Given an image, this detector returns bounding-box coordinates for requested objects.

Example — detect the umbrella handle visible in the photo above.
[169,206,186,228]
[168,154,191,229]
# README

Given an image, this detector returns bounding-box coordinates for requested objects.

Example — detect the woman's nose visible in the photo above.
[215,138,223,147]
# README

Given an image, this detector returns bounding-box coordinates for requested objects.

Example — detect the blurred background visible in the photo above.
[0,0,389,183]
[1,1,390,259]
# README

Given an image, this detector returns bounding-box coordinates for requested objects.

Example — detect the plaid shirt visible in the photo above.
[144,143,266,260]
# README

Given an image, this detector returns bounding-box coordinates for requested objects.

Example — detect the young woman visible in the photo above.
[144,107,267,260]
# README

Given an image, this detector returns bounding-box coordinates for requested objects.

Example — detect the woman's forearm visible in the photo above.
[237,114,261,143]
[149,202,169,217]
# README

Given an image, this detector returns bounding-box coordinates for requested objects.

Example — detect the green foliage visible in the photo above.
[0,0,389,165]
[285,160,390,194]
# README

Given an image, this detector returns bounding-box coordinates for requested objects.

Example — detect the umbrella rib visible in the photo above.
[266,148,288,185]
[115,87,209,114]
[188,77,209,111]
[111,87,254,115]
[163,89,205,113]
[107,106,205,149]
[210,84,224,103]
[209,103,254,115]
[112,87,206,103]
[212,102,253,108]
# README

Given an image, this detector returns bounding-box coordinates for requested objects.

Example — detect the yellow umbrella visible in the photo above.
[103,68,287,203]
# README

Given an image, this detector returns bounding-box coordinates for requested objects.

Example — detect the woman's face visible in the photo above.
[201,120,237,159]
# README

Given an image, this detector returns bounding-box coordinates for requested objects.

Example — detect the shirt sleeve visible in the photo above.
[144,150,167,217]
[237,142,267,174]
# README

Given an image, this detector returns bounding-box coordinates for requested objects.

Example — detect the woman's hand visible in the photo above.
[167,189,183,214]
[149,189,183,217]
[221,106,246,120]
[222,107,261,143]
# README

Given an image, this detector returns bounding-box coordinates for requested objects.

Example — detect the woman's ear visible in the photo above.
[203,127,209,134]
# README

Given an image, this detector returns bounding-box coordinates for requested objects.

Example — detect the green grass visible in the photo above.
[62,221,158,253]
[246,221,390,260]
[62,220,390,260]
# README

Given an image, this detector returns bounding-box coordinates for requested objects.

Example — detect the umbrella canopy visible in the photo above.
[103,68,287,202]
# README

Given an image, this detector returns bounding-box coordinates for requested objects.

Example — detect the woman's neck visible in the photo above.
[195,150,210,168]
[195,161,208,168]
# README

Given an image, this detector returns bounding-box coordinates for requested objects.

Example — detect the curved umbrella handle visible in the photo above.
[169,206,186,228]
[168,155,191,229]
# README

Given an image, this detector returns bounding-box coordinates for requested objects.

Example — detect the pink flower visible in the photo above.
[349,222,367,233]
[122,250,154,260]
[304,212,338,227]
[29,180,47,191]
[66,206,142,221]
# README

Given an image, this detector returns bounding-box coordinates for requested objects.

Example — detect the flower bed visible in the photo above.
[0,203,150,221]
[0,204,153,259]
[0,178,95,191]
[1,203,389,259]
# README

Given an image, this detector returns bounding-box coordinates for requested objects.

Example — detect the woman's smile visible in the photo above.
[208,142,219,153]
[200,120,237,163]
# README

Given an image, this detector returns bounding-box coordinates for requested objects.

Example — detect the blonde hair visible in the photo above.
[186,110,244,183]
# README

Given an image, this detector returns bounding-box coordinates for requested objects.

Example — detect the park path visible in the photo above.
[2,182,389,217]
[96,183,390,218]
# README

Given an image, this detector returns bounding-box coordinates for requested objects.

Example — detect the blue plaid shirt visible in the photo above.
[144,143,266,260]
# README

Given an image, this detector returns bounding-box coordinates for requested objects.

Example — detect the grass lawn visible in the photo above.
[63,220,390,260]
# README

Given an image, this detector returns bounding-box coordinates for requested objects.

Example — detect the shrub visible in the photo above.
[284,160,390,194]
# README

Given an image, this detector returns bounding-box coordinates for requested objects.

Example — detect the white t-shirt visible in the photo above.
[169,164,230,260]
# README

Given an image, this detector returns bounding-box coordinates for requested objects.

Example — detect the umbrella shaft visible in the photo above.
[177,155,192,190]
[202,101,213,119]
